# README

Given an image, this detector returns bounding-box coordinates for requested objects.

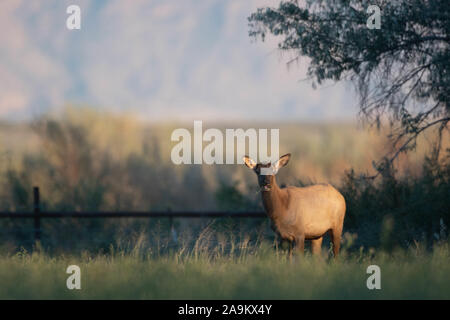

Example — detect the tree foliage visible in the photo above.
[248,0,449,175]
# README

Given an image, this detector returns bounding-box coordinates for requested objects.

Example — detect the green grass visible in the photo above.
[0,241,449,299]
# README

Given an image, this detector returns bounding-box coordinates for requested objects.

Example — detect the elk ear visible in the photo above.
[273,153,291,172]
[243,156,257,169]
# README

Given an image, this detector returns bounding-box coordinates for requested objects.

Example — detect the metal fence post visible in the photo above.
[169,215,177,245]
[33,187,41,242]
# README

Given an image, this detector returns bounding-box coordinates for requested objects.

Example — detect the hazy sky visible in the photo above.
[0,0,357,122]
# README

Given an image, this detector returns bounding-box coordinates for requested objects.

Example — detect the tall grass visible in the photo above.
[0,236,448,299]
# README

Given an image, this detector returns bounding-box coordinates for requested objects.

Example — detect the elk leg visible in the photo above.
[288,240,293,259]
[274,233,280,251]
[295,234,305,255]
[311,237,323,255]
[329,228,342,258]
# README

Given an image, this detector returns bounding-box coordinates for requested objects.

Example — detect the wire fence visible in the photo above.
[0,187,269,252]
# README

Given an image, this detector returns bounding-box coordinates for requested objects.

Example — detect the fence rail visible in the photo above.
[0,212,267,219]
[0,187,267,243]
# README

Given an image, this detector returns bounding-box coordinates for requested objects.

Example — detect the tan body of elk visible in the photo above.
[244,154,346,257]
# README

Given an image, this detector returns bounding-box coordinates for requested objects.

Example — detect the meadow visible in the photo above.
[0,107,449,299]
[0,238,449,299]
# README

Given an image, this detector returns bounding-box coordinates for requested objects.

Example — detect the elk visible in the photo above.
[243,153,346,257]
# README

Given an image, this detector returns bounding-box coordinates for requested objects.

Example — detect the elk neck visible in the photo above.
[261,175,288,219]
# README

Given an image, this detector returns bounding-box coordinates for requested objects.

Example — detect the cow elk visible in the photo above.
[243,154,346,257]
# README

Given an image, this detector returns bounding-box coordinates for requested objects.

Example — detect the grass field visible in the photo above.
[0,108,448,299]
[0,240,449,299]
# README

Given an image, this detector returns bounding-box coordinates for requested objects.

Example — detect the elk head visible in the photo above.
[243,153,291,191]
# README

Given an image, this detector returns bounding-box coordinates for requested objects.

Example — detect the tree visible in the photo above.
[248,0,449,176]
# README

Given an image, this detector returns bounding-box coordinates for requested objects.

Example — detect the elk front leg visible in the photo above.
[295,234,305,255]
[311,237,323,255]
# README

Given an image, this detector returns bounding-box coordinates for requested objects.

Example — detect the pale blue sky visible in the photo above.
[0,0,357,122]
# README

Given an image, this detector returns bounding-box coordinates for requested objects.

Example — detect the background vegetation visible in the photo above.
[0,107,448,255]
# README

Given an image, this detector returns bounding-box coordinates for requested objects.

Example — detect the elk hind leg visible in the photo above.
[288,241,293,259]
[329,228,342,258]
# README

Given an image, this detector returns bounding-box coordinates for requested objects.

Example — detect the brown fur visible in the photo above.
[244,154,346,257]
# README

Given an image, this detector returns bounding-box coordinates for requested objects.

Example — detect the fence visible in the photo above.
[0,187,267,244]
